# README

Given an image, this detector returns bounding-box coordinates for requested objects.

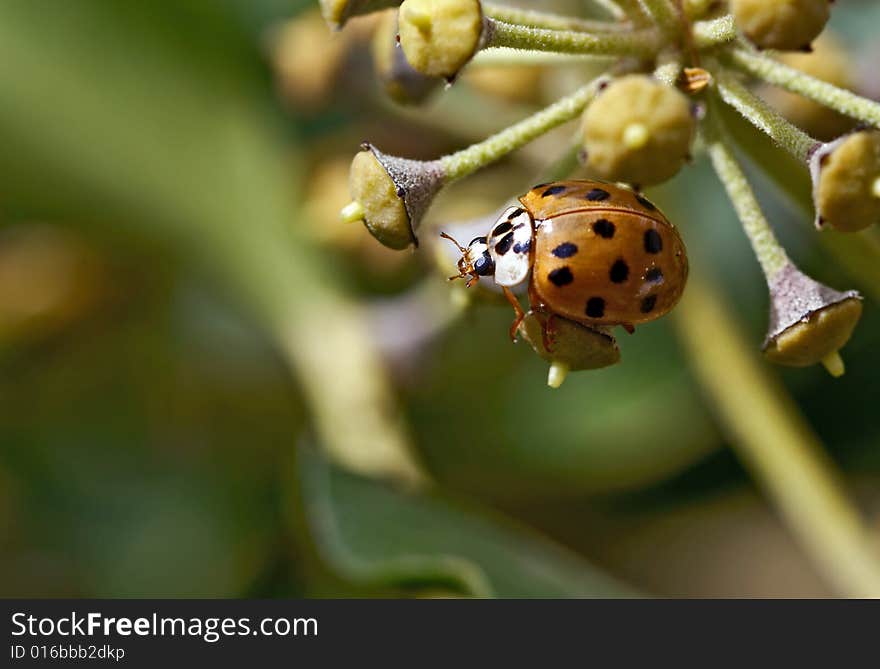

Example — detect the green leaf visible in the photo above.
[298,446,638,598]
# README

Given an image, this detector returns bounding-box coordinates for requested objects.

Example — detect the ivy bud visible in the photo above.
[320,0,402,30]
[731,0,831,51]
[344,144,445,249]
[810,130,880,232]
[398,0,485,79]
[763,262,862,377]
[371,10,442,105]
[518,312,620,388]
[580,75,695,187]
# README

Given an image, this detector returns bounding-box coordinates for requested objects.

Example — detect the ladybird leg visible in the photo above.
[502,286,525,342]
[541,312,559,353]
[622,323,635,334]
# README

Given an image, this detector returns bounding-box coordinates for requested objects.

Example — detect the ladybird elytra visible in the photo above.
[443,179,688,339]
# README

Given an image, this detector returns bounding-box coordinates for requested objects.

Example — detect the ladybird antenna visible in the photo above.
[439,231,467,254]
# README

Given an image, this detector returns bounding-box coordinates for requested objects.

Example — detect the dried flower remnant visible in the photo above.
[319,0,880,380]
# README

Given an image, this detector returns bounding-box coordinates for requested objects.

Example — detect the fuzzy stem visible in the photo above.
[612,0,649,23]
[440,75,610,182]
[484,18,662,58]
[482,2,630,32]
[715,69,818,163]
[692,14,736,49]
[704,102,789,279]
[637,0,679,31]
[675,277,880,598]
[727,47,880,128]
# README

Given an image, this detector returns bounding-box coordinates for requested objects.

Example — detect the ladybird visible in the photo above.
[443,179,688,343]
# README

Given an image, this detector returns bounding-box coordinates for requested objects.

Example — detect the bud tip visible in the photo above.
[547,361,570,389]
[821,350,845,378]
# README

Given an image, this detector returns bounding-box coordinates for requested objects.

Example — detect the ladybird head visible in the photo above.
[440,232,495,287]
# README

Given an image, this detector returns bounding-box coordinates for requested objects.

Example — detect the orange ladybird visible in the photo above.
[445,179,688,341]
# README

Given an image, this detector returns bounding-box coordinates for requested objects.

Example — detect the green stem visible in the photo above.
[692,14,736,49]
[675,277,880,598]
[440,75,610,181]
[482,2,630,32]
[727,46,880,128]
[704,99,790,278]
[714,69,818,163]
[484,19,662,58]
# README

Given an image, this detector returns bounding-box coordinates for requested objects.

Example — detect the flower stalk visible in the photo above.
[727,47,880,128]
[715,69,818,163]
[483,19,662,58]
[482,2,630,32]
[441,74,611,181]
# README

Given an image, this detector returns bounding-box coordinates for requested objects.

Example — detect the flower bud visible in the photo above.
[320,0,402,30]
[731,0,831,51]
[810,130,880,232]
[371,10,442,105]
[580,75,695,186]
[345,144,445,249]
[518,311,620,387]
[763,262,862,376]
[398,0,485,79]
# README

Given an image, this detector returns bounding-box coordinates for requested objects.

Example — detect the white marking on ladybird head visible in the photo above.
[488,206,534,287]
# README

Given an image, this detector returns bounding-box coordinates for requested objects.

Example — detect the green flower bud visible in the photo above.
[398,0,485,79]
[344,144,445,249]
[762,262,862,376]
[810,130,880,232]
[371,10,442,105]
[320,0,402,30]
[518,311,620,388]
[580,75,695,186]
[731,0,831,51]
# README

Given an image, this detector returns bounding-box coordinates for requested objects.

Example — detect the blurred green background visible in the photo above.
[1,0,879,598]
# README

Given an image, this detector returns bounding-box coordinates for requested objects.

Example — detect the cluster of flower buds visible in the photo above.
[320,0,878,382]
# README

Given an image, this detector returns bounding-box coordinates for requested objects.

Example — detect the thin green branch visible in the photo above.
[714,69,818,163]
[675,277,880,598]
[482,2,630,32]
[727,46,880,128]
[441,75,610,181]
[704,99,789,278]
[484,18,662,58]
[693,14,736,49]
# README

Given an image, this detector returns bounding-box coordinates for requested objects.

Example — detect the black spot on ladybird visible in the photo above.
[644,229,663,254]
[493,221,513,237]
[495,232,514,255]
[609,259,629,283]
[552,242,578,258]
[513,239,531,254]
[645,267,663,282]
[640,294,657,313]
[593,219,615,238]
[542,184,567,197]
[508,207,525,219]
[548,267,574,286]
[635,194,656,211]
[532,182,550,190]
[586,188,610,201]
[585,297,605,318]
